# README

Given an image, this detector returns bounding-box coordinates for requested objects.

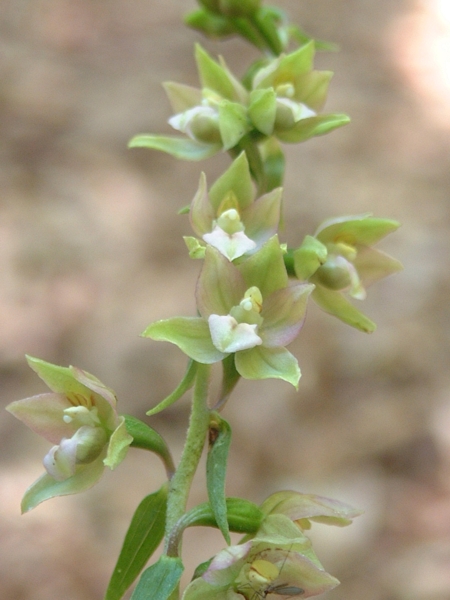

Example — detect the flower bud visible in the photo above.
[219,0,261,17]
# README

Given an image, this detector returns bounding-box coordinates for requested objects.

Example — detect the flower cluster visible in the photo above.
[129,43,349,161]
[183,491,362,600]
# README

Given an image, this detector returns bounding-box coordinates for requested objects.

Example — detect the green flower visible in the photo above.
[143,239,313,388]
[182,514,339,599]
[293,214,402,332]
[6,356,132,512]
[248,42,349,142]
[186,152,282,261]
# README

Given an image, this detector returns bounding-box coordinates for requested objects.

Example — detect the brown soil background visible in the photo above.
[1,1,450,599]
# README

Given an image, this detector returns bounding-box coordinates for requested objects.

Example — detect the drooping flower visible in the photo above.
[182,514,340,600]
[143,239,314,388]
[6,356,132,512]
[292,214,403,332]
[186,152,282,261]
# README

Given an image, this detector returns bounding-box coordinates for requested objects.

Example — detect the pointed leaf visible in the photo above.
[124,414,174,476]
[235,346,300,388]
[130,555,184,600]
[128,135,221,161]
[142,317,227,363]
[207,413,232,543]
[146,360,198,416]
[105,484,168,600]
[312,286,376,333]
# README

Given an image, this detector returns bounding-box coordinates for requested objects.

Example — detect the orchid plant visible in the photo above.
[6,2,402,599]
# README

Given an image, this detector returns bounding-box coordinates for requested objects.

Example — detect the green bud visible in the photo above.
[219,0,261,17]
[184,9,236,38]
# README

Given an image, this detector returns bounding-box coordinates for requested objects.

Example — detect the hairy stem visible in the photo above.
[164,362,211,556]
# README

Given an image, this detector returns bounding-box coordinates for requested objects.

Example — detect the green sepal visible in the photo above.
[276,113,350,143]
[130,555,184,600]
[238,235,288,297]
[312,286,376,333]
[184,236,207,259]
[123,415,175,476]
[175,497,264,534]
[207,413,232,543]
[105,484,168,600]
[142,317,227,364]
[235,345,301,388]
[209,151,254,211]
[146,360,198,416]
[248,88,277,136]
[218,100,251,151]
[195,44,244,102]
[128,135,221,161]
[293,235,328,280]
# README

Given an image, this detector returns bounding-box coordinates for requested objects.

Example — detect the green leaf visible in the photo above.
[276,113,350,143]
[128,135,221,161]
[105,484,168,600]
[174,497,263,534]
[312,286,376,333]
[130,555,184,600]
[124,415,174,476]
[146,360,198,416]
[142,317,227,364]
[235,345,301,388]
[206,413,232,543]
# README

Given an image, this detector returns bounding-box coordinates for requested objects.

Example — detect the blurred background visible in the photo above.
[1,0,450,598]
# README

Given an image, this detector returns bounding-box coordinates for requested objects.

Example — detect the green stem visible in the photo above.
[164,362,211,556]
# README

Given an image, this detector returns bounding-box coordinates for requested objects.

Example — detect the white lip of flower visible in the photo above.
[203,208,257,261]
[168,105,219,139]
[208,314,262,353]
[276,97,316,123]
[43,425,108,481]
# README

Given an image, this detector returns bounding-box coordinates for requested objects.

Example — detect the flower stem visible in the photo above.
[164,362,211,557]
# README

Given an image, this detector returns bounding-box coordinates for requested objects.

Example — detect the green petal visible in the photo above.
[218,100,251,151]
[209,151,254,210]
[21,453,106,513]
[355,246,403,287]
[128,134,221,160]
[26,355,91,397]
[312,286,376,333]
[293,70,333,110]
[197,246,246,317]
[238,236,288,297]
[276,113,350,143]
[163,82,203,113]
[235,346,300,388]
[293,235,328,280]
[142,317,227,363]
[248,88,277,136]
[104,416,133,469]
[242,187,282,245]
[195,44,246,102]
